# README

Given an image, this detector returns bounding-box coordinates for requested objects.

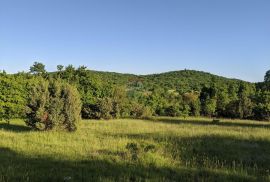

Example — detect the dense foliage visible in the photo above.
[0,72,28,123]
[0,63,269,122]
[25,77,81,131]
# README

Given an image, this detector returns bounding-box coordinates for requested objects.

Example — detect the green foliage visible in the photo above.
[25,78,81,131]
[130,102,154,119]
[237,83,255,119]
[126,143,140,161]
[253,90,270,121]
[264,70,270,82]
[183,91,200,116]
[96,97,114,120]
[200,86,217,117]
[0,73,27,122]
[204,99,217,117]
[30,62,46,75]
[57,65,64,72]
[1,63,269,122]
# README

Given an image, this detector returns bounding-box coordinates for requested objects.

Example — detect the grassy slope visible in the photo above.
[0,118,270,182]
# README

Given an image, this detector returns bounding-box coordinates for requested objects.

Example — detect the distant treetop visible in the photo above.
[30,62,46,74]
[264,70,270,82]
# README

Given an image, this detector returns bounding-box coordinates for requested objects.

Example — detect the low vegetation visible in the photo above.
[0,117,269,181]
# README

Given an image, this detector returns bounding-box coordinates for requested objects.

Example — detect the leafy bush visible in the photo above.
[126,142,157,161]
[126,143,139,161]
[96,97,114,120]
[130,102,153,119]
[25,78,81,131]
[164,105,181,117]
[0,74,27,123]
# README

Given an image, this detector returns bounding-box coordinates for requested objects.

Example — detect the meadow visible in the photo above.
[0,117,270,182]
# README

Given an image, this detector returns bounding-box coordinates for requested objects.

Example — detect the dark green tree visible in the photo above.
[253,90,270,121]
[264,70,270,82]
[30,62,46,75]
[57,65,64,72]
[200,86,217,117]
[237,83,254,119]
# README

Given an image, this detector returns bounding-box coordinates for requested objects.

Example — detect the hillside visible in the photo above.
[1,66,269,121]
[87,69,251,92]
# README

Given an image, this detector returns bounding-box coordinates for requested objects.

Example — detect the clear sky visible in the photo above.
[0,0,269,82]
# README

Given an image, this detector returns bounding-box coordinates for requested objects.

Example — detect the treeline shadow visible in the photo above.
[148,118,270,129]
[0,146,253,182]
[110,132,270,181]
[0,123,32,133]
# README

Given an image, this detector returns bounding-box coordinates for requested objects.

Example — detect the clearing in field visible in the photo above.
[0,117,270,181]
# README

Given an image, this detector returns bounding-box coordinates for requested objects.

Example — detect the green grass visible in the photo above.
[0,117,270,182]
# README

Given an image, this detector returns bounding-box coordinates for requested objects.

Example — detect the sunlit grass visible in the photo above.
[0,118,270,181]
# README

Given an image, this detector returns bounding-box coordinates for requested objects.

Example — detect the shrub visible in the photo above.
[164,105,181,117]
[126,142,139,161]
[141,106,154,119]
[130,102,153,119]
[253,104,270,121]
[125,142,157,161]
[25,78,81,131]
[81,103,99,119]
[96,97,114,120]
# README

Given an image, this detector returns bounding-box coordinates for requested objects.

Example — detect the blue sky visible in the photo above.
[0,0,269,82]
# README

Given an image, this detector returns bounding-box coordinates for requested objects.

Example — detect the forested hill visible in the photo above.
[87,69,250,91]
[0,63,269,122]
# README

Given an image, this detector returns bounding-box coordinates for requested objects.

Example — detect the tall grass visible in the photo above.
[0,118,269,181]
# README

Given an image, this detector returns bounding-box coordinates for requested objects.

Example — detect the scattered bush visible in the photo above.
[126,143,139,161]
[126,142,157,161]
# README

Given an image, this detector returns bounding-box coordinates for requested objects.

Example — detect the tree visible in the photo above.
[164,105,180,117]
[57,65,64,72]
[204,98,217,117]
[111,86,128,118]
[264,70,270,82]
[61,65,76,82]
[200,86,217,117]
[25,78,81,131]
[216,87,230,117]
[0,75,27,123]
[253,90,270,121]
[237,83,254,119]
[30,62,46,75]
[183,91,200,116]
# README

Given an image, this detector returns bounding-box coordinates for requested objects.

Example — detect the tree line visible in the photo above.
[0,62,269,127]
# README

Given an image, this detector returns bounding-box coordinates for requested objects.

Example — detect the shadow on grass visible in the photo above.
[0,147,252,182]
[0,123,32,133]
[111,132,270,181]
[147,118,270,129]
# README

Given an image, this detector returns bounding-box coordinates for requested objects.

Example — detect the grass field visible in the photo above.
[0,117,270,182]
